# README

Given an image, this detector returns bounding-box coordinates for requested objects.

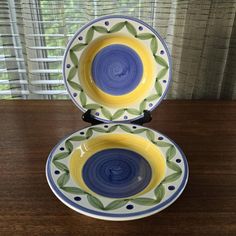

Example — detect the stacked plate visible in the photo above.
[46,16,189,221]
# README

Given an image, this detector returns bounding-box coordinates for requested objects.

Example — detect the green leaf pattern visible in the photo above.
[156,68,168,80]
[69,50,78,66]
[112,109,125,120]
[53,161,69,172]
[65,140,73,153]
[86,128,93,138]
[57,173,70,188]
[119,125,133,133]
[146,130,155,142]
[167,161,182,172]
[125,21,137,36]
[126,108,141,115]
[67,67,77,81]
[166,145,176,161]
[53,152,70,161]
[131,198,157,206]
[104,200,129,210]
[87,195,104,210]
[154,55,169,68]
[61,187,86,195]
[155,81,163,96]
[101,107,112,120]
[109,22,125,33]
[93,26,108,33]
[79,92,87,107]
[151,37,158,54]
[139,100,146,112]
[71,43,87,51]
[85,27,94,44]
[154,184,165,203]
[162,172,182,184]
[83,104,101,109]
[136,33,153,39]
[67,81,82,91]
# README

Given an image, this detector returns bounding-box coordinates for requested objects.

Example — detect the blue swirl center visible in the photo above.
[91,44,143,95]
[82,148,152,198]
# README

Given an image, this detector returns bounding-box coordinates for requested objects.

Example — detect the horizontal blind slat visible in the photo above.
[0,79,65,85]
[28,46,65,50]
[29,69,62,74]
[29,58,63,62]
[0,90,68,95]
[0,69,62,74]
[32,90,67,95]
[0,90,29,95]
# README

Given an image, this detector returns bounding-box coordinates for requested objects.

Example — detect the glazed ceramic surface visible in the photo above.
[63,16,171,122]
[46,124,188,221]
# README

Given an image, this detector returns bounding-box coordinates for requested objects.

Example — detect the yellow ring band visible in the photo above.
[70,133,166,199]
[79,34,156,108]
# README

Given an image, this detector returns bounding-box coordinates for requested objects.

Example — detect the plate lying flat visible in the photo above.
[46,124,188,221]
[63,16,172,122]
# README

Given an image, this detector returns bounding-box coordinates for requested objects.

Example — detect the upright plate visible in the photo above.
[46,124,188,221]
[63,16,171,122]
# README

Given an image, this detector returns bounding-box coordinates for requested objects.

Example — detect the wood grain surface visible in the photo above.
[0,100,235,236]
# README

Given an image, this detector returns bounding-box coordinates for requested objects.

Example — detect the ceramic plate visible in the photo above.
[46,124,188,221]
[63,16,171,122]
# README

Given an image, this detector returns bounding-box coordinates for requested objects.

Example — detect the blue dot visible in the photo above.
[176,159,181,163]
[149,103,153,107]
[104,125,109,128]
[66,64,71,68]
[80,132,84,135]
[78,36,83,41]
[95,112,99,116]
[54,170,60,175]
[126,204,134,210]
[124,115,128,119]
[73,93,77,97]
[158,137,164,140]
[168,186,175,191]
[74,196,81,201]
[138,26,143,31]
[60,147,64,151]
[163,80,167,83]
[160,50,165,55]
[105,21,109,26]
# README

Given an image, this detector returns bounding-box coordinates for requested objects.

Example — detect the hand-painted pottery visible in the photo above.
[46,124,188,221]
[63,15,171,122]
[46,15,188,221]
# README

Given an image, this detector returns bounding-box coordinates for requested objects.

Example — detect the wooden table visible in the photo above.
[0,100,235,236]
